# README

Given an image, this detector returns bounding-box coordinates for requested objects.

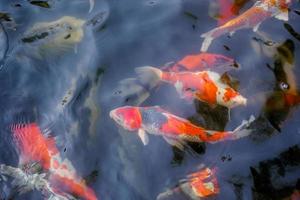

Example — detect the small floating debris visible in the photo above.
[28,0,51,8]
[0,13,12,22]
[223,45,230,51]
[183,11,198,20]
[284,23,300,42]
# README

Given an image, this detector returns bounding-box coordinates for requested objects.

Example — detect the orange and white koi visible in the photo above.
[157,168,219,200]
[110,106,254,148]
[163,52,238,72]
[135,66,247,108]
[201,0,291,51]
[10,123,98,200]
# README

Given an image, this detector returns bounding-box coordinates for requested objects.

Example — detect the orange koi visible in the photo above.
[164,52,238,72]
[11,123,98,200]
[157,168,219,199]
[11,123,58,170]
[110,106,254,148]
[201,0,291,51]
[135,66,247,108]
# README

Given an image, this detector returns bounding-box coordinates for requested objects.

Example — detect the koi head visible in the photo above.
[213,54,239,68]
[229,94,247,108]
[218,87,247,108]
[110,106,142,131]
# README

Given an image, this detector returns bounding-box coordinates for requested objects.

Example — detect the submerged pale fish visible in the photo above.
[20,16,85,58]
[15,10,108,60]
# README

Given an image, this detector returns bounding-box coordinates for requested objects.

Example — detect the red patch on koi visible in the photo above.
[284,93,300,107]
[194,73,218,104]
[116,107,142,129]
[223,87,239,102]
[160,116,205,137]
[50,174,97,200]
[11,123,58,170]
[218,0,235,25]
[53,159,60,169]
[169,53,235,72]
[188,168,219,197]
[218,0,251,25]
[205,131,231,142]
[160,115,230,142]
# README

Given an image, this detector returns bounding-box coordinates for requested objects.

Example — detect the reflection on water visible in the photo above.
[0,0,299,199]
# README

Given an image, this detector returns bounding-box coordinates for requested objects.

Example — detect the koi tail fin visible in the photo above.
[135,66,163,89]
[114,66,162,106]
[201,29,216,52]
[230,115,255,140]
[114,78,151,105]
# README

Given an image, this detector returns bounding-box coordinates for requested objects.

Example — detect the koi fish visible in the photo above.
[20,16,85,58]
[157,168,219,200]
[135,66,247,109]
[263,39,300,131]
[163,52,238,72]
[16,12,107,60]
[110,106,255,149]
[10,123,98,200]
[201,0,291,51]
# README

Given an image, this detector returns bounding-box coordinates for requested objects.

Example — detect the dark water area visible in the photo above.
[0,0,299,199]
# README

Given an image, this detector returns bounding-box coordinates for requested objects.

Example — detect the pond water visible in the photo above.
[0,0,299,199]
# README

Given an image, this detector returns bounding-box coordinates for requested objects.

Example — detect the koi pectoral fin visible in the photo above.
[233,115,255,132]
[230,115,256,140]
[201,28,217,52]
[138,129,149,145]
[253,23,261,32]
[275,11,289,21]
[163,136,185,151]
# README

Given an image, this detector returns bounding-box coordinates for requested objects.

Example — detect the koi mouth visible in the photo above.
[234,96,247,107]
[109,110,123,125]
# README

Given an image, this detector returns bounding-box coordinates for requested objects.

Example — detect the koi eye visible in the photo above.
[279,82,289,90]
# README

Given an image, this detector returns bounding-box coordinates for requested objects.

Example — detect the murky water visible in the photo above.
[0,0,299,199]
